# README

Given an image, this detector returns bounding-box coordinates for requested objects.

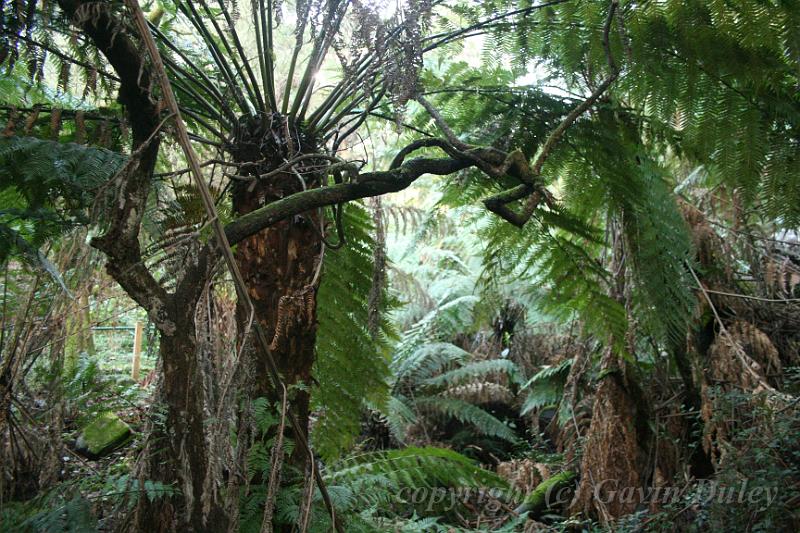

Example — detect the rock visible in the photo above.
[75,411,132,458]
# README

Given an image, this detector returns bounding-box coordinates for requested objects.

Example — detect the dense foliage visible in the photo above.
[1,0,799,531]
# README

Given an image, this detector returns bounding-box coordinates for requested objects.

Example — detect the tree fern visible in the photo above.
[442,0,800,225]
[387,287,521,443]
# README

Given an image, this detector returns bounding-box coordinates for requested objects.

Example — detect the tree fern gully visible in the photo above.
[228,112,322,468]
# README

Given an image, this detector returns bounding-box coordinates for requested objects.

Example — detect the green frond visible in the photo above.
[382,395,418,443]
[313,202,393,460]
[393,342,471,386]
[0,135,125,268]
[520,358,573,415]
[520,383,562,415]
[621,156,695,345]
[522,357,574,389]
[415,397,519,443]
[422,358,522,388]
[18,495,95,532]
[310,446,511,530]
[330,446,509,492]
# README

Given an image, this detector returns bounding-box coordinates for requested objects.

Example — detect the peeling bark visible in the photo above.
[135,307,228,533]
[55,2,226,529]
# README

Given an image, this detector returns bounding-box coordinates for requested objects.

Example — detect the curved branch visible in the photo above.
[57,0,169,324]
[223,156,473,246]
[389,138,463,168]
[483,0,620,226]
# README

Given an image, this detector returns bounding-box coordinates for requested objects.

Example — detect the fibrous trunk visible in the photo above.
[569,221,648,522]
[569,348,645,521]
[230,113,323,470]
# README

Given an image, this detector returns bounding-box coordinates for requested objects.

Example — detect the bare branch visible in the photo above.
[415,95,471,151]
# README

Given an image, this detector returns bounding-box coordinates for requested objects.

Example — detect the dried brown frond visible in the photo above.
[678,199,732,282]
[557,395,593,463]
[705,322,775,393]
[700,319,784,463]
[729,321,781,378]
[569,350,644,523]
[763,256,800,298]
[510,329,578,376]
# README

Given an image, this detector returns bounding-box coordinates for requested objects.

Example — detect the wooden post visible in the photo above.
[131,321,144,381]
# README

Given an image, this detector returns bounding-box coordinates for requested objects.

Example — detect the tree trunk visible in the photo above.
[569,220,648,523]
[231,114,322,472]
[55,2,230,529]
[135,311,229,533]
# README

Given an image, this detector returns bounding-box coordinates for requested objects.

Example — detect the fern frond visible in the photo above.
[313,202,393,459]
[330,446,509,491]
[0,135,124,267]
[416,397,519,443]
[382,395,418,443]
[422,358,522,388]
[393,342,471,386]
[522,358,574,389]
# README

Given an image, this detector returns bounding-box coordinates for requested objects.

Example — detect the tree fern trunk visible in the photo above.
[231,114,322,476]
[569,219,648,522]
[234,191,320,459]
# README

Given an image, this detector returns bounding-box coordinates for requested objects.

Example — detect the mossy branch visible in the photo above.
[514,470,577,517]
